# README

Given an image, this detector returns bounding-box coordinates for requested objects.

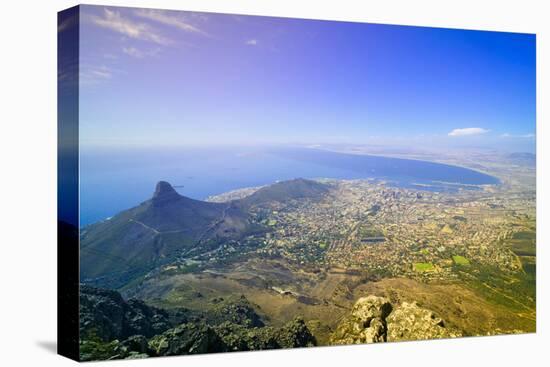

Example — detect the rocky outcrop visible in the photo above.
[120,335,148,354]
[79,285,187,341]
[148,323,226,356]
[214,317,316,351]
[80,334,151,361]
[147,317,316,356]
[386,301,462,341]
[330,295,461,345]
[152,181,181,203]
[79,286,316,360]
[331,296,393,344]
[276,317,317,348]
[205,296,265,328]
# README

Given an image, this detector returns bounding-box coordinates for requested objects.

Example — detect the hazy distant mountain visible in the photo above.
[239,178,330,208]
[80,181,260,288]
[507,152,536,167]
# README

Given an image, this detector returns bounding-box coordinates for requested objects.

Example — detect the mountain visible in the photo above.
[239,178,330,208]
[80,181,261,288]
[80,179,330,289]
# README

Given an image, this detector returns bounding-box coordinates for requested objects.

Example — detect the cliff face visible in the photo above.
[330,295,461,345]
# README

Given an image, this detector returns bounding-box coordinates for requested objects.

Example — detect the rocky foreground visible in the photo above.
[79,285,315,361]
[331,295,462,345]
[79,285,465,360]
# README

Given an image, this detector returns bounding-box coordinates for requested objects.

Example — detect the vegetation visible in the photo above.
[452,255,470,266]
[80,335,122,361]
[457,263,535,317]
[413,262,435,272]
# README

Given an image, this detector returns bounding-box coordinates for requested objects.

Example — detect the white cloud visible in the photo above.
[134,9,210,37]
[245,39,258,46]
[448,127,490,137]
[89,8,173,46]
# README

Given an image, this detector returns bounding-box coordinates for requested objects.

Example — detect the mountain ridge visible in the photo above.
[238,178,330,208]
[80,178,329,289]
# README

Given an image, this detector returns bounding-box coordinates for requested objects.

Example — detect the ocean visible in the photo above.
[79,146,498,226]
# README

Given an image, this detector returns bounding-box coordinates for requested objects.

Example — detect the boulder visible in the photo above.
[386,302,462,342]
[330,296,392,344]
[331,295,461,345]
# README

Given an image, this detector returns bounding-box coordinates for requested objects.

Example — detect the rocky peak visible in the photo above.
[152,181,180,202]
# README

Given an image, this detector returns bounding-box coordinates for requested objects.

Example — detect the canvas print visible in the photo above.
[58,5,536,362]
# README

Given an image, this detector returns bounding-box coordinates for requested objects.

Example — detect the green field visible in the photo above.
[452,255,470,266]
[413,262,435,272]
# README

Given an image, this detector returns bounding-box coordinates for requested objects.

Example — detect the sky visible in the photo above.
[74,5,536,153]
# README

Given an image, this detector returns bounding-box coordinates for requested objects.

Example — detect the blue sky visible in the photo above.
[77,5,536,152]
